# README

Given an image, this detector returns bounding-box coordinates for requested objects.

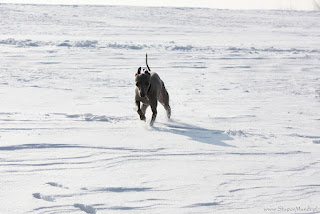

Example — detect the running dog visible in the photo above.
[135,54,171,126]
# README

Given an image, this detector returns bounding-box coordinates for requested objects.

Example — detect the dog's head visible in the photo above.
[135,67,151,98]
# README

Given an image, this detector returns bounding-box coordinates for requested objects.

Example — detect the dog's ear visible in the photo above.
[136,67,141,76]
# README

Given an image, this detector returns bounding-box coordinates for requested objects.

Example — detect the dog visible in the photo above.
[135,54,171,126]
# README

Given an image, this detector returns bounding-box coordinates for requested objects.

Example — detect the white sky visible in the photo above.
[0,0,318,10]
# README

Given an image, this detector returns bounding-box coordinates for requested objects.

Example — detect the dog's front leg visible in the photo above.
[150,100,158,126]
[136,100,146,121]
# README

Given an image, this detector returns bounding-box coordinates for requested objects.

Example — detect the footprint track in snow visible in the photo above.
[74,204,97,214]
[33,182,67,203]
[34,183,97,214]
[33,193,55,202]
[46,182,69,189]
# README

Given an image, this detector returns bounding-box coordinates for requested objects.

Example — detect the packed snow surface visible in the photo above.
[0,3,320,214]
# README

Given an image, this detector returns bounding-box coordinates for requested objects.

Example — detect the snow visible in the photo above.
[0,3,320,214]
[74,204,97,214]
[0,0,318,11]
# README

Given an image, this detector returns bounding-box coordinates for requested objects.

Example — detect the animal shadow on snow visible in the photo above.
[153,119,235,147]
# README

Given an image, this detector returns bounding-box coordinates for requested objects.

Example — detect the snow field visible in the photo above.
[0,3,320,214]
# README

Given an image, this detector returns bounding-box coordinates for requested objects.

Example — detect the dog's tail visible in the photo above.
[146,53,151,72]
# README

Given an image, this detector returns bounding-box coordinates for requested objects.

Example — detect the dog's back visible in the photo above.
[148,72,162,98]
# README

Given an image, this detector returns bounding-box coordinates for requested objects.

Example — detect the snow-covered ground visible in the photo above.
[0,4,320,214]
[0,0,318,11]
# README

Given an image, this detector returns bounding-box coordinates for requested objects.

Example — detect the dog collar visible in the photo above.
[147,84,151,93]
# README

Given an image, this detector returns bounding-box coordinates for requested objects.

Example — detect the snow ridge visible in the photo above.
[2,38,319,54]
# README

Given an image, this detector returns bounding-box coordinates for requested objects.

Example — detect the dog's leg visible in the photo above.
[141,103,149,115]
[150,100,158,126]
[136,101,146,121]
[159,100,171,119]
[165,105,171,119]
[159,83,171,119]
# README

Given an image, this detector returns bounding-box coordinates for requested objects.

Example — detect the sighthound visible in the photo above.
[135,54,171,126]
